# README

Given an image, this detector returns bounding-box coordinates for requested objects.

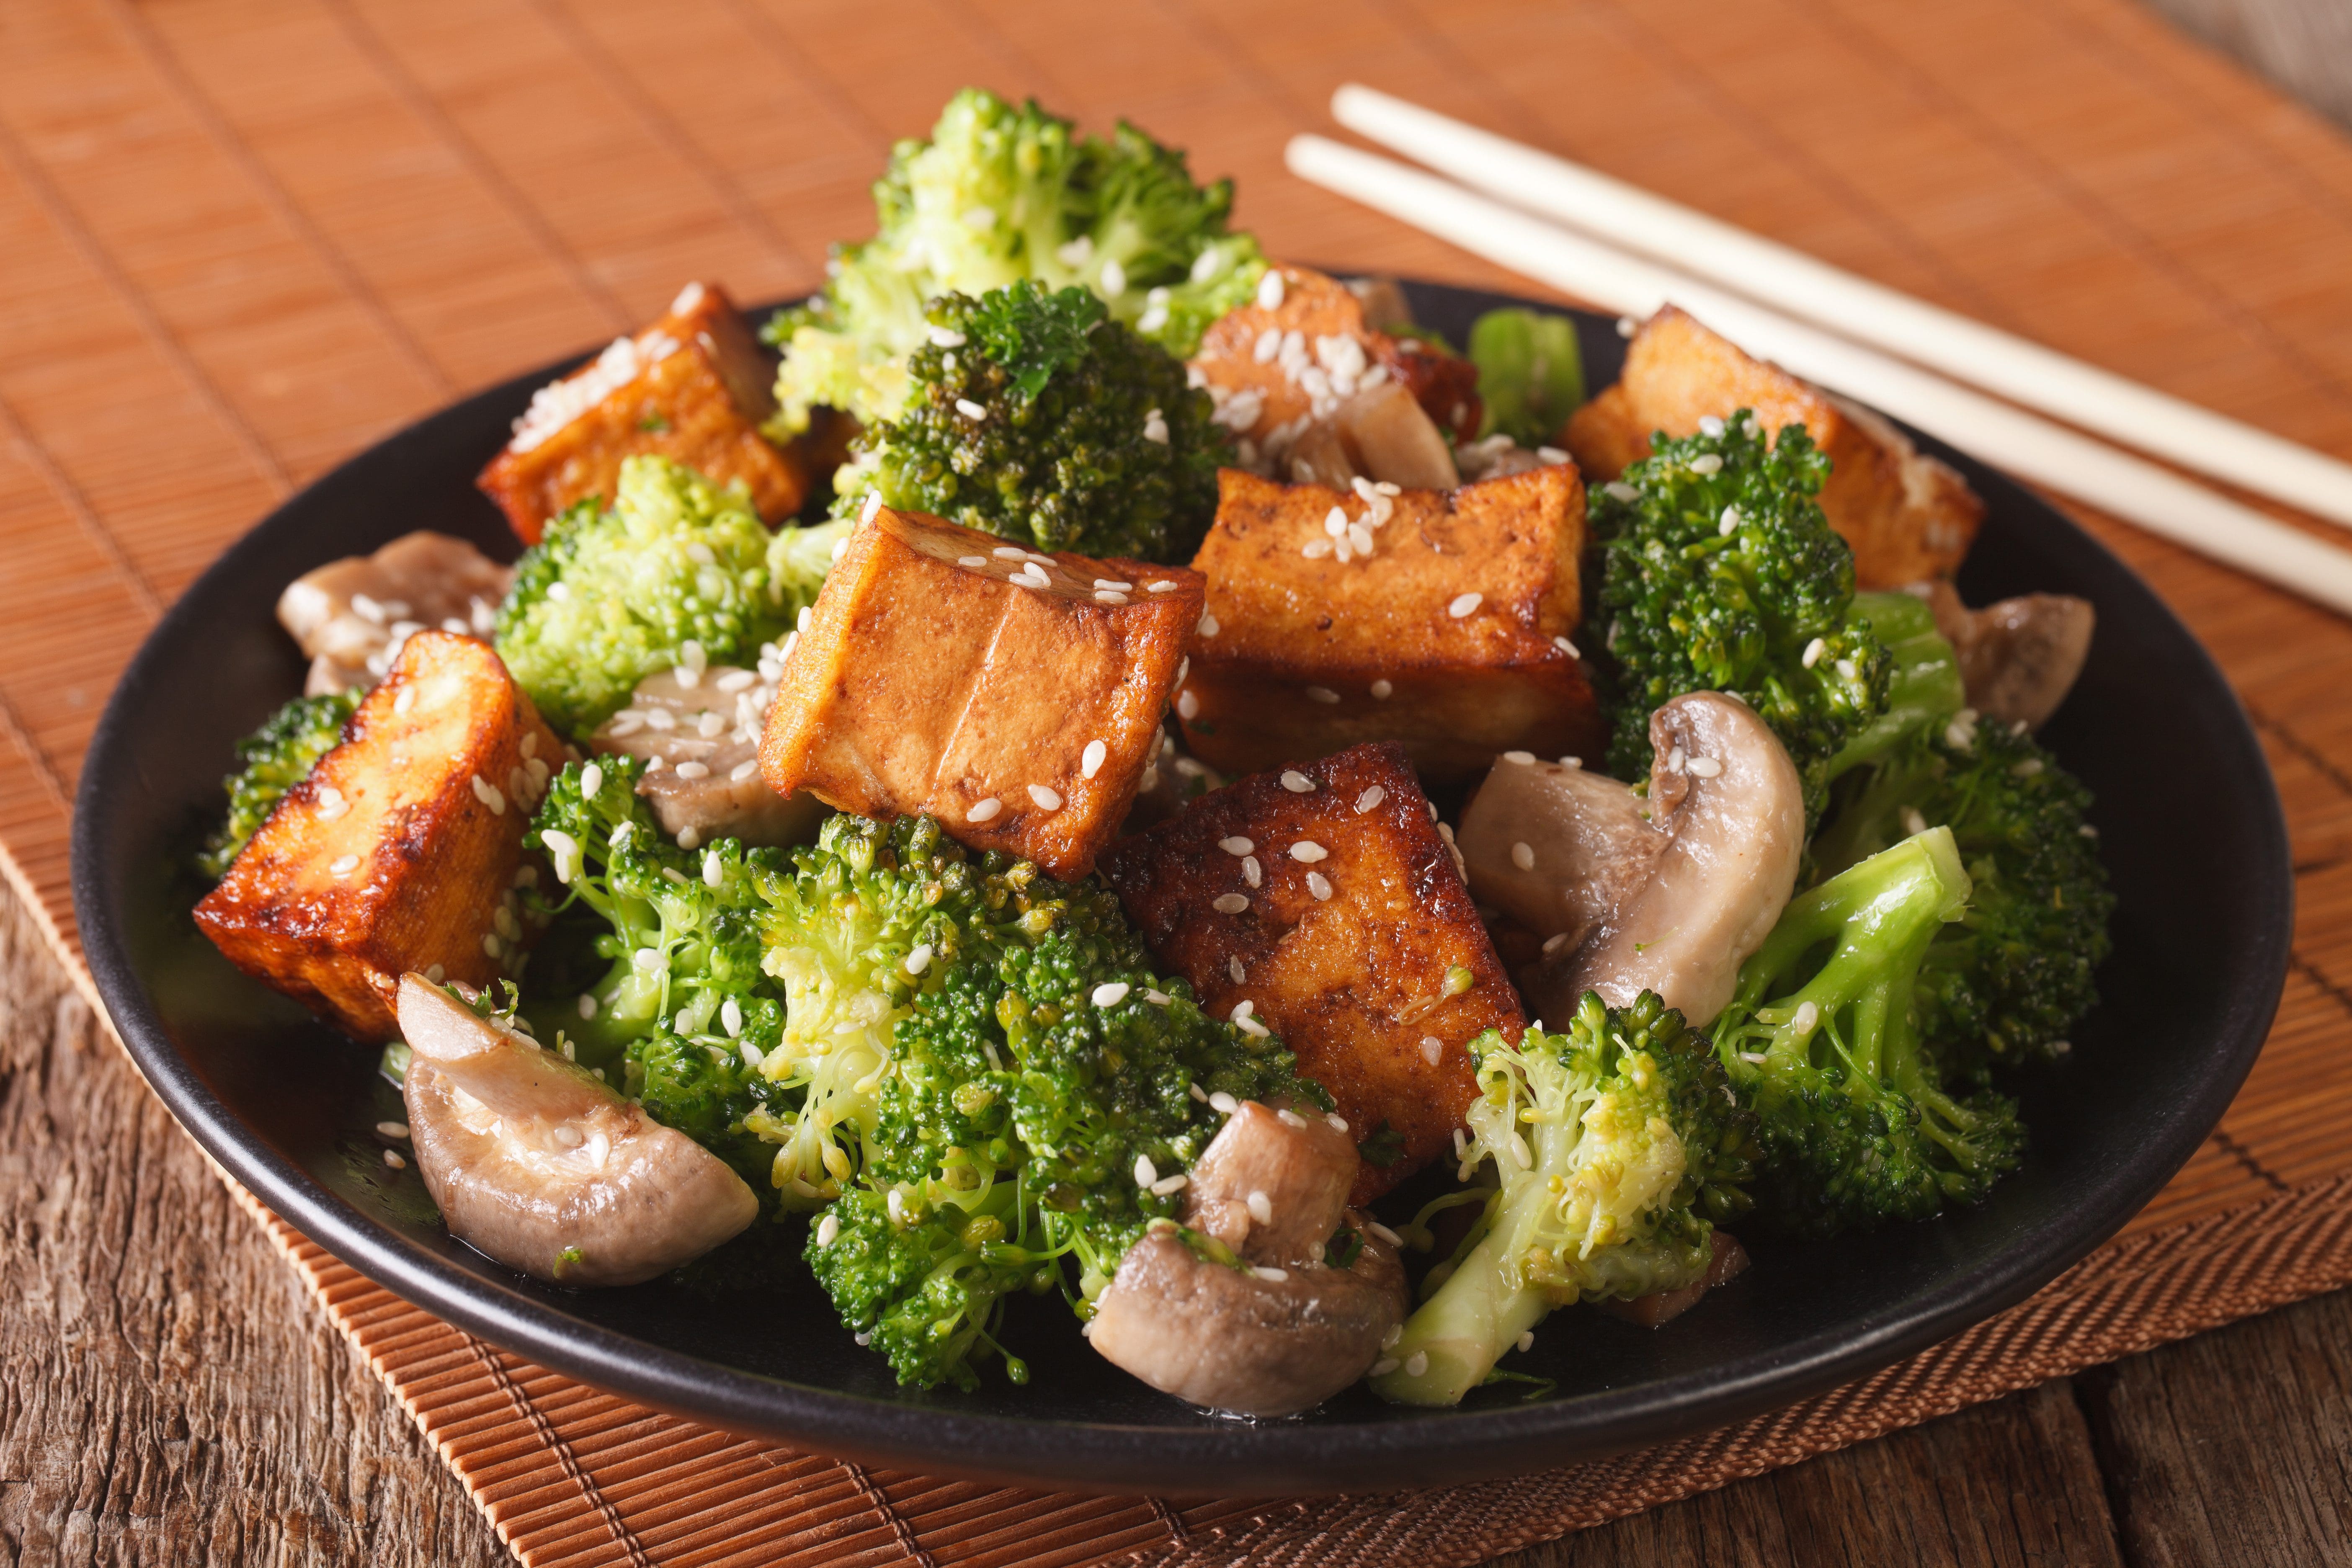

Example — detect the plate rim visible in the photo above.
[70,282,2293,1496]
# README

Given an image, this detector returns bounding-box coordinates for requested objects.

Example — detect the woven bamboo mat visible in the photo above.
[8,0,2352,1562]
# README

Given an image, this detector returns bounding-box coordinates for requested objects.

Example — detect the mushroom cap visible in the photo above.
[1088,1099,1408,1417]
[1539,691,1805,1029]
[397,975,757,1287]
[1922,581,2095,732]
[1458,756,1663,952]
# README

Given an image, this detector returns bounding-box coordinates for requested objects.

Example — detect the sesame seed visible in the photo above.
[1355,785,1386,813]
[1252,1266,1289,1282]
[1503,750,1536,766]
[993,546,1026,560]
[1135,1154,1159,1187]
[1306,872,1332,900]
[1800,637,1827,670]
[1210,1091,1239,1114]
[1229,957,1246,984]
[1302,539,1333,558]
[1517,1331,1536,1354]
[903,944,934,978]
[576,991,600,1020]
[1092,981,1130,1007]
[1404,1351,1429,1377]
[376,1120,410,1141]
[1371,1358,1400,1377]
[1230,1000,1254,1021]
[1511,841,1536,871]
[1510,1132,1534,1169]
[1281,770,1315,793]
[1095,588,1130,604]
[1720,505,1742,536]
[816,1214,840,1247]
[1220,836,1255,855]
[1213,893,1250,914]
[857,492,882,526]
[1348,522,1375,555]
[1151,1173,1189,1196]
[967,796,1003,823]
[1305,686,1340,704]
[674,760,710,779]
[1256,269,1286,309]
[1421,1035,1444,1066]
[1290,841,1328,862]
[1077,739,1108,779]
[1902,806,1929,836]
[960,554,987,567]
[955,397,987,420]
[1324,506,1349,538]
[1146,989,1173,1006]
[471,774,506,815]
[1448,592,1483,619]
[1687,756,1723,779]
[329,854,360,876]
[1198,611,1220,637]
[578,762,603,797]
[1542,931,1573,956]
[383,1149,406,1170]
[1555,635,1582,660]
[1689,453,1724,475]
[1369,679,1395,701]
[1176,690,1200,720]
[1667,745,1687,774]
[482,934,502,959]
[677,825,700,849]
[1028,783,1063,810]
[1242,855,1263,888]
[1147,580,1177,593]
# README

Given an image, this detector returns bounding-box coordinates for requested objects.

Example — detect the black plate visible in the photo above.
[72,283,2290,1496]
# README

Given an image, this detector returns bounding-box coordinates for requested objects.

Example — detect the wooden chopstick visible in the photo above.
[1284,133,2352,618]
[1329,84,2352,536]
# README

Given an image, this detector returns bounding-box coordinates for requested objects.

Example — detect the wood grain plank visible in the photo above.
[2076,1284,2352,1568]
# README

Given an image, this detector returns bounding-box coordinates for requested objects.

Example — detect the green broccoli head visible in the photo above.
[834,282,1225,561]
[766,88,1264,433]
[1373,991,1753,1407]
[199,687,361,877]
[1713,825,2026,1237]
[791,813,1318,1391]
[495,455,844,737]
[1816,710,2113,1073]
[1592,415,1889,818]
[523,754,790,1068]
[1467,307,1585,446]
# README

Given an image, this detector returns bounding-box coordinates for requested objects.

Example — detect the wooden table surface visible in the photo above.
[7,0,2352,1563]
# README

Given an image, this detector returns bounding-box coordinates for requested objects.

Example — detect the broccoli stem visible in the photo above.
[1733,828,1968,1068]
[1372,1187,1552,1407]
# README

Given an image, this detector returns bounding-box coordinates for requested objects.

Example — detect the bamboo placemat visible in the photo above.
[9,0,2352,1561]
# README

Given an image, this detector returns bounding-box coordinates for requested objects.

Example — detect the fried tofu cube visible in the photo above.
[1190,265,1483,458]
[1177,467,1605,784]
[478,281,810,544]
[1564,307,1982,587]
[195,632,564,1040]
[758,506,1203,879]
[1102,742,1523,1202]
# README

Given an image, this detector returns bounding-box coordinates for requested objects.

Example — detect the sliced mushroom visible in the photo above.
[1088,1101,1407,1417]
[592,667,825,848]
[1518,693,1805,1029]
[1287,379,1460,491]
[1459,757,1663,956]
[397,974,757,1286]
[278,532,514,696]
[1453,434,1554,482]
[1918,580,2095,732]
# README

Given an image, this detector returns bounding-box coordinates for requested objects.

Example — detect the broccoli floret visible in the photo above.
[787,813,1319,1390]
[1373,992,1753,1406]
[1824,590,1967,783]
[1816,712,2114,1073]
[199,687,361,877]
[523,755,790,1067]
[833,283,1224,561]
[1591,415,1890,820]
[495,455,845,737]
[1467,307,1584,446]
[1712,826,2025,1237]
[766,88,1264,433]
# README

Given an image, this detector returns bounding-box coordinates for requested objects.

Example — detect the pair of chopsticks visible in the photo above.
[1287,86,2352,616]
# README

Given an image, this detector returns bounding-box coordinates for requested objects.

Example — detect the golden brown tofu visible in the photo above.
[1190,265,1483,462]
[1564,307,1981,588]
[195,632,564,1041]
[1177,467,1605,784]
[759,506,1203,879]
[478,281,809,544]
[1101,742,1524,1203]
